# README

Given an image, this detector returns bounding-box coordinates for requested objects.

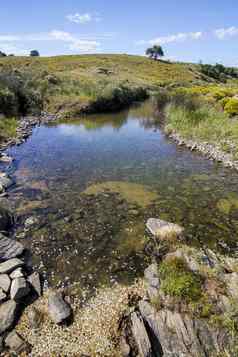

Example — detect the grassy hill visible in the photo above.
[0,54,201,118]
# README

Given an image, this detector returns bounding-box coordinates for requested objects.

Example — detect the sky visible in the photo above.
[0,0,238,65]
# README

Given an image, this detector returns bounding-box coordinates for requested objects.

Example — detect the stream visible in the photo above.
[4,100,238,290]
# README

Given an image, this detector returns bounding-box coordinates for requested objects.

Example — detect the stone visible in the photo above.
[130,311,153,356]
[27,306,43,329]
[165,249,200,273]
[146,218,184,240]
[10,267,24,279]
[48,290,71,324]
[0,206,13,231]
[0,300,17,334]
[0,273,11,292]
[0,154,13,163]
[0,235,24,261]
[0,258,24,274]
[0,288,6,301]
[224,273,238,299]
[144,263,160,301]
[24,216,38,228]
[27,272,41,296]
[10,277,30,300]
[120,335,130,357]
[0,175,13,189]
[5,330,30,354]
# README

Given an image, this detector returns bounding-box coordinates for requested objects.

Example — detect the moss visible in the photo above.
[217,197,238,215]
[159,257,202,302]
[83,181,158,208]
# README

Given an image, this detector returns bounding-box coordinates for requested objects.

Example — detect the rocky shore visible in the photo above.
[168,131,238,171]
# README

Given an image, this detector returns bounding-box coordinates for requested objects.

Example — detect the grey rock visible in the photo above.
[0,300,17,334]
[138,300,227,356]
[224,273,238,299]
[48,290,71,324]
[0,258,24,274]
[144,264,160,301]
[0,155,13,163]
[0,206,13,231]
[146,218,184,239]
[165,249,200,273]
[0,175,13,189]
[28,272,41,296]
[10,267,24,279]
[120,335,130,357]
[24,216,38,228]
[0,273,11,292]
[5,330,29,354]
[10,277,30,300]
[0,288,6,301]
[130,311,153,356]
[0,336,3,353]
[0,235,24,261]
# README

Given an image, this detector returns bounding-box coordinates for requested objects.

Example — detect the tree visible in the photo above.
[30,50,40,57]
[146,45,164,60]
[0,51,7,57]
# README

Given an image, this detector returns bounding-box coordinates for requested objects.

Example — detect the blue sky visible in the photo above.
[0,0,238,65]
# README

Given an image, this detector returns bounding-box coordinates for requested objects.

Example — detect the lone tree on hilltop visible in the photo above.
[146,45,164,60]
[30,50,40,57]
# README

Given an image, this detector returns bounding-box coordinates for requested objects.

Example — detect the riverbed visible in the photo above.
[5,100,238,289]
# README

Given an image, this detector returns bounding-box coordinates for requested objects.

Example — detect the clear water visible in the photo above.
[6,100,238,289]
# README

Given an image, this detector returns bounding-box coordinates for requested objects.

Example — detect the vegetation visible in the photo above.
[146,45,164,60]
[30,50,40,57]
[159,257,202,301]
[0,117,18,141]
[200,63,238,82]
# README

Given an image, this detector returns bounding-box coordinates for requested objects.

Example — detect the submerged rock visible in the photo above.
[0,300,17,334]
[48,291,71,324]
[146,218,184,240]
[0,234,24,261]
[0,206,13,231]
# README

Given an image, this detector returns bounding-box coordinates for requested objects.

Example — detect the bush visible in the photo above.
[159,257,202,301]
[224,98,238,116]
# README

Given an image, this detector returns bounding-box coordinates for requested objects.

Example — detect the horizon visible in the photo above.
[0,0,238,66]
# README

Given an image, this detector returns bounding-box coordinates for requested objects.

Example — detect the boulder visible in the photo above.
[0,258,24,274]
[27,272,41,296]
[0,206,13,231]
[130,311,153,356]
[27,307,43,329]
[144,264,160,301]
[10,267,24,279]
[0,288,6,302]
[5,330,30,354]
[0,234,24,261]
[146,218,184,240]
[0,300,17,334]
[48,291,71,324]
[0,273,11,292]
[10,277,30,300]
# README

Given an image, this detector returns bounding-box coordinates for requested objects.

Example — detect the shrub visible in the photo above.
[159,257,202,301]
[224,98,238,116]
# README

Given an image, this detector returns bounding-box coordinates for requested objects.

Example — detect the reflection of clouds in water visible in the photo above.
[58,124,86,136]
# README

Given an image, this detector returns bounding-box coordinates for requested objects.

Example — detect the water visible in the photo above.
[6,100,238,289]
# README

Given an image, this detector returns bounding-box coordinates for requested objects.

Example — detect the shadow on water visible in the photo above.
[6,99,238,290]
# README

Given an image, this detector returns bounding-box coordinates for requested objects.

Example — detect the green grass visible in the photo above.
[0,117,18,141]
[159,257,202,302]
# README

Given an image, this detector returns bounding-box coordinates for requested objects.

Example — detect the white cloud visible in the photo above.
[149,31,203,45]
[214,26,238,39]
[66,12,101,24]
[0,30,101,53]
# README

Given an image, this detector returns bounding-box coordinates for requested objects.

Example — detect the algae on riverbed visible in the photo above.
[83,181,158,208]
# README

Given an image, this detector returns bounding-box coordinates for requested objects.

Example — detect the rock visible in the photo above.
[138,300,227,356]
[0,288,6,301]
[0,175,13,189]
[0,273,11,292]
[24,216,38,228]
[120,335,130,357]
[224,273,238,299]
[0,300,17,334]
[5,330,30,354]
[48,291,71,324]
[144,264,160,300]
[0,154,13,163]
[10,267,24,279]
[27,272,41,296]
[130,311,153,356]
[0,336,3,353]
[10,277,30,300]
[0,234,24,261]
[146,218,184,240]
[165,249,200,273]
[27,306,43,329]
[0,206,13,231]
[0,258,24,274]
